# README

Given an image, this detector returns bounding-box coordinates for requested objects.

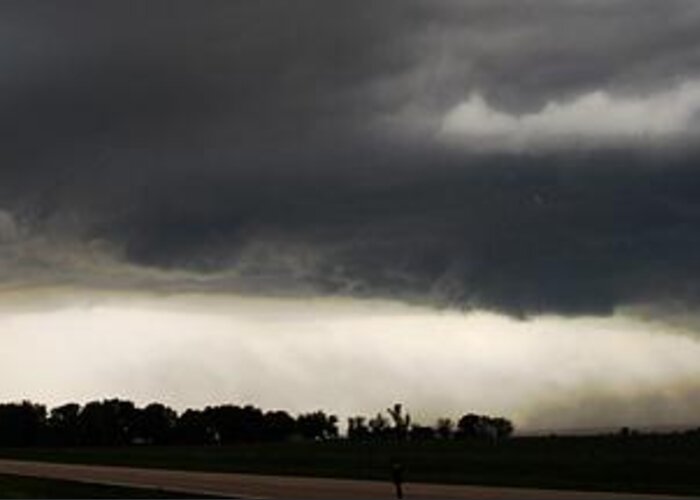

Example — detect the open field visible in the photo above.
[1,434,699,497]
[0,472,219,498]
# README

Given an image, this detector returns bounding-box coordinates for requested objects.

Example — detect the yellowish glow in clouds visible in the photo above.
[1,293,700,431]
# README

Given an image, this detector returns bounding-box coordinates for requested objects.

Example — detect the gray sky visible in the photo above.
[2,1,700,429]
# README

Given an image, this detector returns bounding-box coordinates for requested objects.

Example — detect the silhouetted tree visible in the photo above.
[263,410,296,442]
[387,404,411,440]
[457,413,514,441]
[369,412,389,439]
[0,402,46,446]
[347,416,370,441]
[409,425,435,441]
[174,409,215,445]
[47,403,81,446]
[78,399,137,445]
[238,405,266,442]
[296,411,338,440]
[436,418,454,440]
[132,403,177,445]
[491,417,514,439]
[202,405,268,444]
[457,413,483,438]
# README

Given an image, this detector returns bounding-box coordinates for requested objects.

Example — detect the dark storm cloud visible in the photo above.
[3,1,700,318]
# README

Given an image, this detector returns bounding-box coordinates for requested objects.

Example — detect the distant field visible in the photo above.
[0,473,220,498]
[1,435,700,497]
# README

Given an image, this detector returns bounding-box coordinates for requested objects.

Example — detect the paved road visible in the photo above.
[0,459,696,499]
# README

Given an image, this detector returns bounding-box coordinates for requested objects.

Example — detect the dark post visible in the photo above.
[391,461,405,499]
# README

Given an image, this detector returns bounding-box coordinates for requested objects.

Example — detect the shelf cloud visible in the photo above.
[2,1,700,321]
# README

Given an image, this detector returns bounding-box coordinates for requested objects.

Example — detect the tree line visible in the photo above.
[0,400,513,447]
[347,403,514,442]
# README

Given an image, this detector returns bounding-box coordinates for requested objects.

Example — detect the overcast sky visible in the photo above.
[3,1,700,430]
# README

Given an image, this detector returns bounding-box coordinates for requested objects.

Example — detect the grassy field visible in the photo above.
[0,473,220,498]
[1,435,699,496]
